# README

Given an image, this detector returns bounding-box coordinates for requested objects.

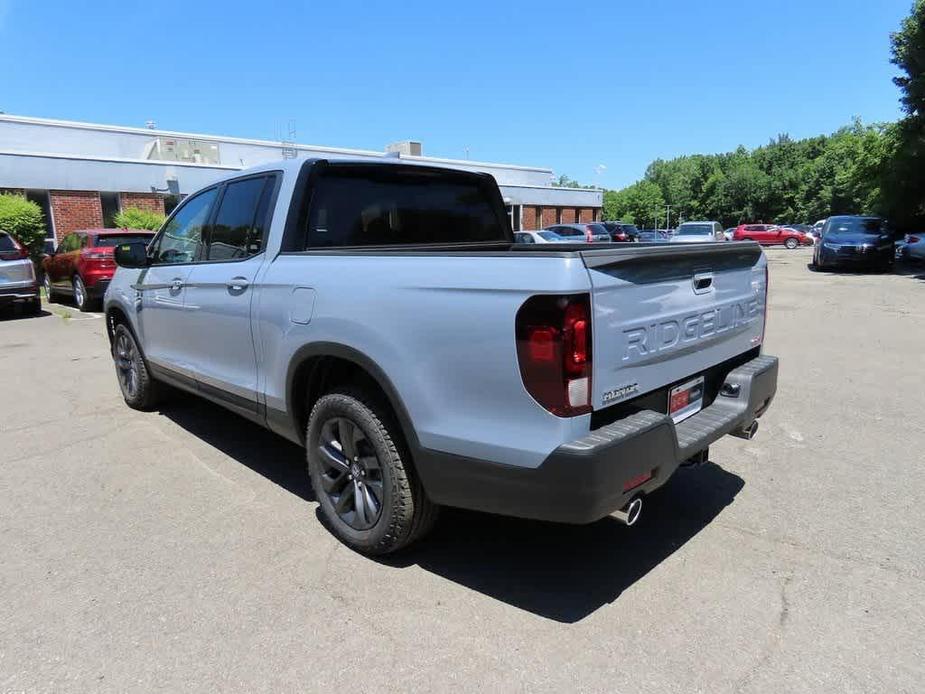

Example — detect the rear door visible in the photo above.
[182,173,277,411]
[582,244,767,412]
[135,187,218,374]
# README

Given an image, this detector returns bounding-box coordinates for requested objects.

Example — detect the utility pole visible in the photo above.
[664,205,673,230]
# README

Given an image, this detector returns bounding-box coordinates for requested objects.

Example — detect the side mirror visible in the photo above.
[114,241,150,268]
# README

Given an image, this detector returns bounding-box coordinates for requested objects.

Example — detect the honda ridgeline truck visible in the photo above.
[105,159,778,554]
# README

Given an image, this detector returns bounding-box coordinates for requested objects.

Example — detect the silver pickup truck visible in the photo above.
[105,158,778,554]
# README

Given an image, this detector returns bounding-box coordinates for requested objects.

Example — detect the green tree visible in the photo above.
[884,0,925,226]
[603,180,664,226]
[113,207,166,230]
[0,193,46,260]
[891,0,925,119]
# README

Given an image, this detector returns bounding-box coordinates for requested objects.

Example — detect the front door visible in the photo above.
[182,174,276,412]
[135,187,218,375]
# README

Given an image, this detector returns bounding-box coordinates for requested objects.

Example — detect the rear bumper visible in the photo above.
[86,278,110,298]
[418,354,778,524]
[0,282,39,305]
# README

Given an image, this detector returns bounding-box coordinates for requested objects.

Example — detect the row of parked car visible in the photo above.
[0,227,155,316]
[513,221,815,247]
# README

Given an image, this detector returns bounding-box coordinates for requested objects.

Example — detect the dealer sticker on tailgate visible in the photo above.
[669,376,705,423]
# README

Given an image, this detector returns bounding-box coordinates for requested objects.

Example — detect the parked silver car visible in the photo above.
[902,232,924,262]
[670,221,726,243]
[513,230,568,244]
[544,223,612,243]
[0,231,40,315]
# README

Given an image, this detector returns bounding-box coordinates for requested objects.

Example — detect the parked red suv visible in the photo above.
[732,224,811,249]
[42,229,154,311]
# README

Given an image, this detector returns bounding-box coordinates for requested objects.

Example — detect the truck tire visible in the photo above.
[306,388,437,555]
[111,323,161,410]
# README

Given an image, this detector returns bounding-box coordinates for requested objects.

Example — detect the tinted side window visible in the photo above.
[304,167,507,248]
[152,188,217,264]
[206,177,272,260]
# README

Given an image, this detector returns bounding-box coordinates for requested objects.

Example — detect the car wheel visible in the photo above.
[73,275,92,312]
[112,323,161,410]
[43,273,55,302]
[784,237,799,250]
[306,389,438,555]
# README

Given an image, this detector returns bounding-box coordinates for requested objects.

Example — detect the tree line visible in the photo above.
[601,1,925,232]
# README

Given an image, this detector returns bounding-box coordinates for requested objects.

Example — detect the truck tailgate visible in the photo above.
[581,243,767,411]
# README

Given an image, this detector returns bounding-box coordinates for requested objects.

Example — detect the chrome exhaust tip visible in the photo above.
[613,497,643,527]
[732,420,759,440]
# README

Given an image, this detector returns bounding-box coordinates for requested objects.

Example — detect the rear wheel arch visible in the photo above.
[286,343,419,452]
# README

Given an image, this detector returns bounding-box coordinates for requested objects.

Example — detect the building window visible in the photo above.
[100,192,121,227]
[506,205,522,232]
[25,190,55,245]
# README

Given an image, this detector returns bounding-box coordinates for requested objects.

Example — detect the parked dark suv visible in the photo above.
[600,221,640,242]
[812,216,894,272]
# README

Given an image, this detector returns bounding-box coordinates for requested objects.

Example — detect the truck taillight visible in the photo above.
[516,294,592,416]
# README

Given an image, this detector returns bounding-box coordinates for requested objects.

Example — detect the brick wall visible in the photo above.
[120,192,165,216]
[541,207,557,228]
[560,208,577,224]
[578,208,593,223]
[49,191,103,239]
[522,205,540,230]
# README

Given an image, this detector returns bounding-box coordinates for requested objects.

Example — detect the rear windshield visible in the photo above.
[586,224,608,235]
[677,224,713,235]
[93,234,152,247]
[555,227,584,237]
[303,165,509,248]
[0,233,17,251]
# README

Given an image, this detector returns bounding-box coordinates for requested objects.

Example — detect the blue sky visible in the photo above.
[0,0,912,189]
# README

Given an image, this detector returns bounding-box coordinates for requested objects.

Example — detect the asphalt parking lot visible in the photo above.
[1,248,923,692]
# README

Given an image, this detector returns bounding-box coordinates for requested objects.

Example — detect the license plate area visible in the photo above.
[668,375,705,423]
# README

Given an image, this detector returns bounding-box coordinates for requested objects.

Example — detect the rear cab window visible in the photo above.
[301,164,510,249]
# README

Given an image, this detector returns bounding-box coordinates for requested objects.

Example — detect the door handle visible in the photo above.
[171,278,184,291]
[227,277,249,292]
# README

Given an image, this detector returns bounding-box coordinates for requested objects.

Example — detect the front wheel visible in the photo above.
[306,389,438,555]
[112,323,160,410]
[784,237,799,250]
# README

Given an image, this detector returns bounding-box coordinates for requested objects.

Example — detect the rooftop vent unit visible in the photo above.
[385,140,422,157]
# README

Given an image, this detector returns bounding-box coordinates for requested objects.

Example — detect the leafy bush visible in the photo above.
[113,207,166,231]
[0,193,46,259]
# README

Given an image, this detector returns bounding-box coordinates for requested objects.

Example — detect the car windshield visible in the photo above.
[94,234,152,247]
[539,231,561,241]
[826,218,884,236]
[677,224,712,236]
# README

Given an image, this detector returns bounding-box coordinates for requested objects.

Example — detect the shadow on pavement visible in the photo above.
[806,260,925,280]
[0,307,52,321]
[158,397,743,623]
[383,461,744,623]
[158,399,314,503]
